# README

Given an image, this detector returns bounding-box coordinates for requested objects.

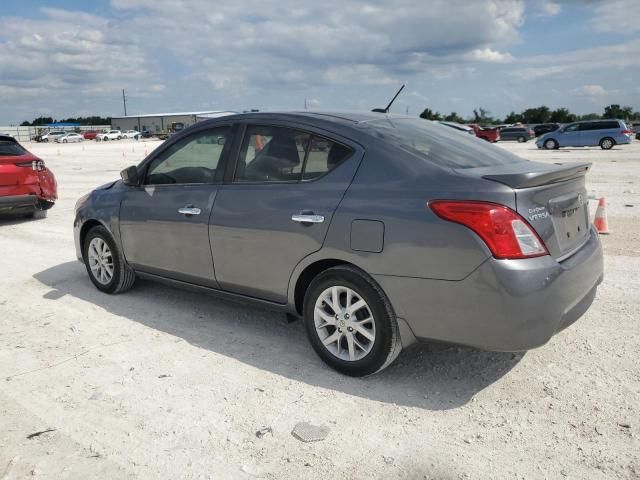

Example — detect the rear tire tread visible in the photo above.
[304,264,402,376]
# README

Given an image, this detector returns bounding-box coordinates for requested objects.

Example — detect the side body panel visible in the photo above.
[119,185,219,287]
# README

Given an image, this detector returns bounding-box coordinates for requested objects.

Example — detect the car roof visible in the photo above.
[207,110,414,126]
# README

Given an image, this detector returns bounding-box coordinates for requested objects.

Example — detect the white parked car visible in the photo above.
[41,131,67,142]
[56,133,84,143]
[96,130,123,141]
[122,130,141,140]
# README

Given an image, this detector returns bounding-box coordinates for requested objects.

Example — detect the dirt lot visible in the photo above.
[1,138,639,479]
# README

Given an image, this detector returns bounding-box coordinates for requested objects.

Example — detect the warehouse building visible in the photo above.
[111,110,237,133]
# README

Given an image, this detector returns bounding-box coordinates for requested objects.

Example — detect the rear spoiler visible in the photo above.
[482,162,591,189]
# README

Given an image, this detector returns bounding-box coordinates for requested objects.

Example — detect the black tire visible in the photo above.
[117,136,122,140]
[600,137,615,150]
[83,225,136,294]
[544,138,558,150]
[63,139,67,143]
[44,138,49,143]
[517,136,527,143]
[303,265,402,376]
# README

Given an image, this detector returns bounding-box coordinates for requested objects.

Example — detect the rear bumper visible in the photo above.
[0,194,38,211]
[375,226,603,351]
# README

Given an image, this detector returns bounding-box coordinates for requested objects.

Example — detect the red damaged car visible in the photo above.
[0,135,57,218]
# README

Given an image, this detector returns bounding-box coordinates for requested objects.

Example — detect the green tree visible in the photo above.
[578,113,600,121]
[472,107,495,125]
[549,108,576,124]
[521,106,551,124]
[419,108,442,121]
[603,104,633,120]
[443,112,465,123]
[503,111,523,124]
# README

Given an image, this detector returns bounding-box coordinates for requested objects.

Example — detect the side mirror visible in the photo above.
[120,166,140,186]
[217,137,226,145]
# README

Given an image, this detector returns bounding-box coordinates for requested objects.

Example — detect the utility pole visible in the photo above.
[122,89,127,116]
[304,98,307,110]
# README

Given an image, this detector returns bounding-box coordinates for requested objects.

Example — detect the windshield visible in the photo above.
[364,117,526,169]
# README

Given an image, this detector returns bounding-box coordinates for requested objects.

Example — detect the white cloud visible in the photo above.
[465,48,514,63]
[538,1,561,17]
[510,42,640,80]
[593,0,640,33]
[573,85,607,97]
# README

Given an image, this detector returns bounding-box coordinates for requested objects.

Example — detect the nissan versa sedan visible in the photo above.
[74,112,604,376]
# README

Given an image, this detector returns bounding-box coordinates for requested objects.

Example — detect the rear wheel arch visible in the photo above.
[293,259,353,315]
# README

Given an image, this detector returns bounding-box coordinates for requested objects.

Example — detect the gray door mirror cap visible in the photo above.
[121,165,140,186]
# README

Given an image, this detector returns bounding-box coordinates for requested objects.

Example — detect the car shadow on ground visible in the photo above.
[34,261,524,411]
[0,214,43,226]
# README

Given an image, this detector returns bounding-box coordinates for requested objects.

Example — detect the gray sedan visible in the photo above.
[74,112,603,376]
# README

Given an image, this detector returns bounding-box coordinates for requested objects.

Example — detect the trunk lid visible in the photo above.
[460,161,592,259]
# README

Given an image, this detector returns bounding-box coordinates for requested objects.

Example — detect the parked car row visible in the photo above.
[34,129,143,143]
[95,130,142,141]
[439,119,634,149]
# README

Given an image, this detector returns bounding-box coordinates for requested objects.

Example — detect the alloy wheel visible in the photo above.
[314,286,376,361]
[88,237,114,285]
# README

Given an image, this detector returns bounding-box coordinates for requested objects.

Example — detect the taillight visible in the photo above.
[16,160,46,171]
[428,200,548,259]
[622,129,631,135]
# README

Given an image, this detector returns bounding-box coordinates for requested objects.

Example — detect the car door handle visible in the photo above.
[178,206,201,216]
[291,213,324,224]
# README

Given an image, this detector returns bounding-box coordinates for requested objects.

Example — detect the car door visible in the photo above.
[558,122,582,146]
[210,122,363,303]
[119,125,233,287]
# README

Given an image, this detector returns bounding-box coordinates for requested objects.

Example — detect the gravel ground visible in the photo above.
[1,138,638,480]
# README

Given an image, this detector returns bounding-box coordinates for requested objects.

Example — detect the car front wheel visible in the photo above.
[544,139,558,150]
[303,265,402,376]
[517,136,527,143]
[83,225,136,294]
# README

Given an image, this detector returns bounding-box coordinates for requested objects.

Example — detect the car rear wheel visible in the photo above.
[517,136,526,143]
[600,137,615,150]
[303,265,402,376]
[83,225,136,294]
[544,139,558,150]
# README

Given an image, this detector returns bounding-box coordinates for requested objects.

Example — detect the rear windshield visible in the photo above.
[0,140,27,156]
[364,117,526,169]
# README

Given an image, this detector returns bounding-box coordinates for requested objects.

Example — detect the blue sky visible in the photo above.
[0,0,639,123]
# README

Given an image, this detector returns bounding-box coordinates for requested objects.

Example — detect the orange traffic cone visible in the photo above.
[593,197,610,234]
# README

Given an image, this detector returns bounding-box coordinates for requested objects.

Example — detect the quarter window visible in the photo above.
[303,137,353,180]
[145,127,230,185]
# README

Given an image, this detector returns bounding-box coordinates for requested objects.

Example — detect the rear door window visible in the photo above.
[234,125,353,183]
